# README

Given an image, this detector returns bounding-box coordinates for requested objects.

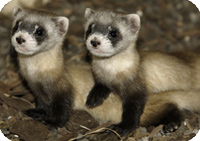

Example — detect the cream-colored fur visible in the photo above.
[68,51,200,126]
[19,44,200,126]
[92,44,139,86]
[18,35,200,127]
[141,52,197,93]
[140,90,200,126]
[18,43,64,82]
[153,90,200,112]
[67,63,122,124]
[69,63,200,126]
[84,9,200,128]
[93,47,200,94]
[14,9,200,127]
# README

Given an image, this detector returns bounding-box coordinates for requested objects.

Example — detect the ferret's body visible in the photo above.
[84,8,200,136]
[11,7,72,127]
[141,51,200,93]
[69,60,200,127]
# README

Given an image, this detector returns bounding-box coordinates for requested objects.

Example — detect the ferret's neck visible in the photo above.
[18,43,64,81]
[92,43,140,84]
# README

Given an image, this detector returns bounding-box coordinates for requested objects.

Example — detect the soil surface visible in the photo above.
[0,0,200,140]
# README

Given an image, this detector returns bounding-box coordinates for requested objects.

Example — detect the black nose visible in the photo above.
[90,40,100,48]
[16,37,25,44]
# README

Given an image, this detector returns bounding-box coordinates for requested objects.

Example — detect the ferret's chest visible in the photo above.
[92,57,135,84]
[19,55,60,81]
[19,58,46,79]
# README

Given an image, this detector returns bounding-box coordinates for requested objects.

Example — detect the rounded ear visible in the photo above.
[12,7,22,18]
[124,14,141,33]
[84,8,95,19]
[53,16,69,35]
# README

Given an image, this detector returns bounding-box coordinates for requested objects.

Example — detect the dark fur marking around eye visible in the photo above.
[87,23,122,47]
[108,27,122,47]
[14,20,48,46]
[34,26,48,46]
[85,23,94,39]
[12,20,20,35]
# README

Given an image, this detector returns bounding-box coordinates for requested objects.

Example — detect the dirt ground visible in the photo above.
[0,0,200,140]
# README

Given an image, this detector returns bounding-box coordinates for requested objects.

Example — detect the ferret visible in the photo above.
[11,7,72,127]
[84,8,200,136]
[84,8,146,136]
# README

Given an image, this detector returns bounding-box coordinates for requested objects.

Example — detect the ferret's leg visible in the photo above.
[44,90,72,127]
[25,88,49,121]
[140,95,183,133]
[86,82,111,108]
[162,104,183,133]
[109,91,146,136]
[25,82,72,127]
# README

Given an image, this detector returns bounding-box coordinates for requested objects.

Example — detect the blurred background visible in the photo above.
[0,0,200,140]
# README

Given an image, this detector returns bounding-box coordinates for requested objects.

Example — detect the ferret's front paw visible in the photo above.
[86,92,105,108]
[44,100,70,128]
[86,82,111,108]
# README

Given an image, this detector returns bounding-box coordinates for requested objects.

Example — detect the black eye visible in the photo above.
[35,27,44,36]
[109,30,117,38]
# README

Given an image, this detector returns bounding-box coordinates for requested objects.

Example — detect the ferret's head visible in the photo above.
[84,8,140,58]
[11,7,69,55]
